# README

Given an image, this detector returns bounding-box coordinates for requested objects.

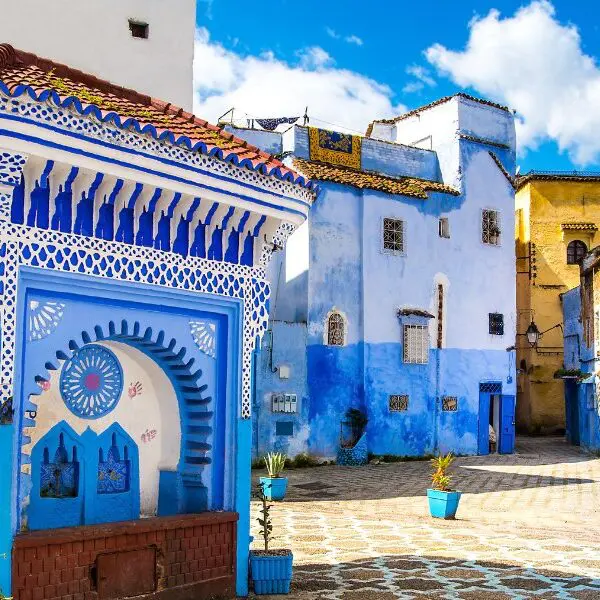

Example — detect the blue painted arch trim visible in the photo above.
[0,82,316,190]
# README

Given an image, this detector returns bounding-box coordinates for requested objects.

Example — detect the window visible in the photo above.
[489,313,504,336]
[389,395,409,412]
[442,396,458,412]
[439,217,450,239]
[482,209,501,245]
[567,240,587,265]
[129,19,149,39]
[383,218,404,254]
[436,284,444,349]
[327,311,345,346]
[403,325,429,364]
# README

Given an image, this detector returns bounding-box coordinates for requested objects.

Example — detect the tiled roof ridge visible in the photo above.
[366,93,510,136]
[293,157,459,199]
[488,152,515,189]
[0,43,312,190]
[516,171,600,190]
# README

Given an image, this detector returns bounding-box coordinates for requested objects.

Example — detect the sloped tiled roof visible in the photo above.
[366,93,510,137]
[516,171,600,190]
[0,44,312,189]
[293,158,459,199]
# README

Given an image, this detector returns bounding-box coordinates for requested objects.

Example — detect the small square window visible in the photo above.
[275,421,294,436]
[482,209,501,245]
[403,325,429,364]
[442,396,458,412]
[439,217,450,238]
[489,313,504,335]
[383,218,404,254]
[129,20,149,39]
[389,395,408,412]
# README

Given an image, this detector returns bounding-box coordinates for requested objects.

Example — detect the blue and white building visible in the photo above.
[0,43,314,599]
[231,94,518,460]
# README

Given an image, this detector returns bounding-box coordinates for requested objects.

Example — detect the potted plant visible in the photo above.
[427,453,462,519]
[250,482,293,595]
[259,452,288,501]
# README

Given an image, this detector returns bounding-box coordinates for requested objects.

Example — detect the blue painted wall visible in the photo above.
[256,101,517,460]
[562,286,600,452]
[0,425,13,596]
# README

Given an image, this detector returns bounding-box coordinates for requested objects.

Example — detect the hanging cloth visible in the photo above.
[255,116,300,131]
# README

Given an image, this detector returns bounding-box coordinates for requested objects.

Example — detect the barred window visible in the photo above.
[567,240,587,265]
[482,209,501,245]
[403,325,429,364]
[489,313,504,336]
[389,395,409,412]
[327,312,345,346]
[439,217,450,239]
[383,218,404,254]
[442,396,458,412]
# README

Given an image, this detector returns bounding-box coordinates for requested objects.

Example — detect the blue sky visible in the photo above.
[195,1,600,173]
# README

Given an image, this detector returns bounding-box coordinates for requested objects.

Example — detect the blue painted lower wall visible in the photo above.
[0,425,12,595]
[255,327,515,458]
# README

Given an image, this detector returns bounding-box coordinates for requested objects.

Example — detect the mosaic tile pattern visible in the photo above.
[250,437,600,599]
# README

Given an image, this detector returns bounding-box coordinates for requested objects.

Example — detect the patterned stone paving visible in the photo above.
[249,437,600,598]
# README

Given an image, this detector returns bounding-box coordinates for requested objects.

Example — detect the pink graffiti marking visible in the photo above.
[141,429,157,444]
[128,381,143,398]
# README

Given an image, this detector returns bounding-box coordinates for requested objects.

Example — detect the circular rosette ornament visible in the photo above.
[60,344,124,419]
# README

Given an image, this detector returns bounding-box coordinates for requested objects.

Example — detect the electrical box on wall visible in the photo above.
[278,365,291,379]
[271,393,298,413]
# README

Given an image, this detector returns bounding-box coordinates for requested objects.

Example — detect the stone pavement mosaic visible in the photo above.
[249,437,600,599]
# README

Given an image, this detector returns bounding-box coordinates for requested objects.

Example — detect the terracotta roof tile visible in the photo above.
[516,172,600,190]
[0,44,312,189]
[366,93,511,137]
[293,158,458,199]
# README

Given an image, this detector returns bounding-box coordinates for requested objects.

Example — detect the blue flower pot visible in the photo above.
[260,476,288,500]
[427,489,462,519]
[250,551,293,595]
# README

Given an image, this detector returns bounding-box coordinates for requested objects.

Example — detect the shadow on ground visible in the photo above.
[248,554,600,599]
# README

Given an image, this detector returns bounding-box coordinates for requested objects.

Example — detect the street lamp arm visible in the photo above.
[539,323,563,337]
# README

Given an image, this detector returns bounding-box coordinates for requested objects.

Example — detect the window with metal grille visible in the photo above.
[129,19,149,39]
[479,382,502,394]
[403,325,429,364]
[442,396,458,412]
[389,395,408,412]
[567,240,587,264]
[439,217,450,238]
[327,312,345,346]
[382,218,404,254]
[482,209,501,245]
[489,313,504,335]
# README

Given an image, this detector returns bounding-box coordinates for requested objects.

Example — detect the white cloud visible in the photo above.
[425,0,600,166]
[402,65,436,94]
[326,28,364,46]
[345,35,364,47]
[193,28,403,134]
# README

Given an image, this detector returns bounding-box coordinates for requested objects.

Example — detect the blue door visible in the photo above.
[565,381,580,445]
[477,391,491,455]
[499,395,515,454]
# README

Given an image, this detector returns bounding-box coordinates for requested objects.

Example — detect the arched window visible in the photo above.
[327,311,345,346]
[567,240,587,265]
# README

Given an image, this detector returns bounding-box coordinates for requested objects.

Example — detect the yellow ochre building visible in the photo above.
[516,173,600,434]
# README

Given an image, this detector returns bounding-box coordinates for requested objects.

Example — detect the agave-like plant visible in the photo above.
[265,452,287,478]
[430,453,455,492]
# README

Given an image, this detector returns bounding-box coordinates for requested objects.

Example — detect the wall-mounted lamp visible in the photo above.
[525,320,562,348]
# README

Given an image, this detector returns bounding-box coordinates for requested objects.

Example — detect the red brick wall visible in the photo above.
[12,513,237,600]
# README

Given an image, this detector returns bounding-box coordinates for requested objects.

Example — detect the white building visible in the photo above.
[0,0,196,110]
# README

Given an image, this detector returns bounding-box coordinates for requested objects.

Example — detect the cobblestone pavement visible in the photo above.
[249,437,600,599]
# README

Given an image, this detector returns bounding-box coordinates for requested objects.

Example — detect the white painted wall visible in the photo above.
[0,0,196,110]
[23,341,181,517]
